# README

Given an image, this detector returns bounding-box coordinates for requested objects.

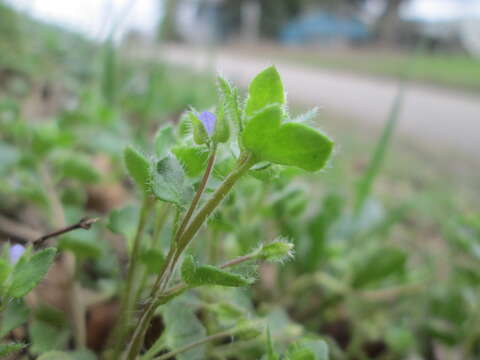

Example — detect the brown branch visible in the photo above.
[33,217,99,247]
[0,216,99,247]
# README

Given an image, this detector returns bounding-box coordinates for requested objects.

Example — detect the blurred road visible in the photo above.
[156,46,480,157]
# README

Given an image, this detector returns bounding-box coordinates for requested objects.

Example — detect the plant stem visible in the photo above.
[154,330,232,360]
[110,196,154,359]
[124,153,255,360]
[176,145,217,242]
[149,147,217,296]
[176,153,254,253]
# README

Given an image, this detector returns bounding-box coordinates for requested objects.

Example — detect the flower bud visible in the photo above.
[233,321,263,341]
[258,241,294,262]
[199,111,216,136]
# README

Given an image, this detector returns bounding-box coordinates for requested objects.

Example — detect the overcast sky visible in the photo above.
[7,0,159,40]
[5,0,480,41]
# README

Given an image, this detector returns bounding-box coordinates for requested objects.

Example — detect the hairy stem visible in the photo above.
[124,153,255,360]
[175,145,217,242]
[176,153,254,253]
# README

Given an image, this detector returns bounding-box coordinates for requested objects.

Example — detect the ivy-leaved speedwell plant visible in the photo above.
[117,66,334,360]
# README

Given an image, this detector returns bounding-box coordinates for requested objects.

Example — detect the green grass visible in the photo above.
[246,46,480,93]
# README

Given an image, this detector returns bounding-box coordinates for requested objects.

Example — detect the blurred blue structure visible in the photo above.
[281,11,370,45]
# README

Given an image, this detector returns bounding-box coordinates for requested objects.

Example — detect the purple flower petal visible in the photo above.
[199,111,216,136]
[9,244,25,264]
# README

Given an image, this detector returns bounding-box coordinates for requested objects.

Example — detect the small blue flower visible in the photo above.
[9,244,25,264]
[199,111,216,136]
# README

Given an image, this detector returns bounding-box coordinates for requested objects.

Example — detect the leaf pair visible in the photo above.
[241,66,334,172]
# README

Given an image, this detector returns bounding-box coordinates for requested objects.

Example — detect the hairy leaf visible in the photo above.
[181,255,252,287]
[155,124,177,158]
[172,145,209,178]
[8,248,57,298]
[151,155,193,206]
[124,146,151,194]
[242,105,333,172]
[245,66,285,117]
[0,299,30,337]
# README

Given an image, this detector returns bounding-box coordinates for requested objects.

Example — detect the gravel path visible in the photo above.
[157,46,480,158]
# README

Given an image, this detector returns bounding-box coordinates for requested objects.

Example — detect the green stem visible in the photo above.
[153,330,231,360]
[124,153,255,360]
[176,153,254,253]
[110,196,153,359]
[175,145,217,242]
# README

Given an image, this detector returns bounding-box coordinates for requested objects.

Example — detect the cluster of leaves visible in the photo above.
[116,65,333,360]
[2,4,479,359]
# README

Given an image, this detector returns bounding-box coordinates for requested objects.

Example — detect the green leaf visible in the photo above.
[352,247,407,289]
[0,258,11,290]
[213,102,229,143]
[172,145,209,178]
[37,351,73,360]
[124,146,151,194]
[207,302,244,321]
[189,111,209,145]
[151,155,193,206]
[242,105,334,172]
[245,66,285,117]
[217,76,242,131]
[181,255,252,287]
[265,327,280,360]
[354,85,404,212]
[30,308,70,355]
[0,343,26,357]
[0,142,20,175]
[162,298,206,360]
[8,248,57,298]
[0,299,30,337]
[58,231,102,259]
[55,154,101,184]
[286,339,329,360]
[140,248,165,274]
[31,124,75,157]
[107,205,139,239]
[155,124,177,158]
[71,349,97,360]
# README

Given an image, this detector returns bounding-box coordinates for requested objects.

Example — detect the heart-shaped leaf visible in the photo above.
[245,66,285,117]
[242,105,333,172]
